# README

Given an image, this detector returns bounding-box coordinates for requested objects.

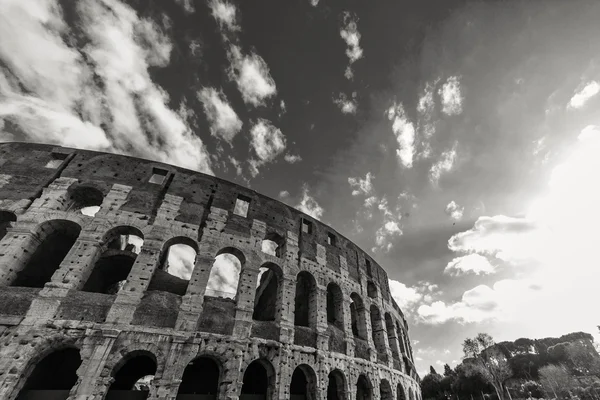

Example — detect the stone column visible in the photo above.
[175,251,214,331]
[279,275,296,344]
[0,222,40,285]
[232,266,260,337]
[315,285,329,352]
[104,238,162,325]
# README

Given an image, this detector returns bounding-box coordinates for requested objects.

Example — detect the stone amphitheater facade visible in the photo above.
[0,142,420,400]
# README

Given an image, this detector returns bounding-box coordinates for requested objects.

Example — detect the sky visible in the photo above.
[1,0,600,377]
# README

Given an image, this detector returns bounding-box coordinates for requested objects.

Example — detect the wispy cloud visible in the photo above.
[444,253,496,276]
[228,46,277,107]
[374,220,402,252]
[208,0,239,32]
[348,172,374,196]
[198,87,242,143]
[249,119,287,176]
[297,184,324,220]
[0,0,213,173]
[284,154,302,163]
[439,76,463,116]
[340,11,363,80]
[387,102,416,168]
[568,81,600,109]
[429,142,458,185]
[334,92,357,114]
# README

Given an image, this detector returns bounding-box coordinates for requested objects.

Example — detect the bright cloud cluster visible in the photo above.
[387,102,416,168]
[429,142,458,185]
[198,87,242,143]
[445,200,464,221]
[389,280,440,313]
[417,125,600,339]
[568,81,600,109]
[439,76,463,116]
[340,12,363,80]
[444,253,496,276]
[334,92,357,114]
[0,0,213,174]
[374,221,402,252]
[249,119,287,176]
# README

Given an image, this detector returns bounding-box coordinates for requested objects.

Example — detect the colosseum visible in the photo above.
[0,142,420,400]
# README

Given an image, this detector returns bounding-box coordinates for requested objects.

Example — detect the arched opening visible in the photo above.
[82,226,144,294]
[294,271,316,327]
[16,347,82,400]
[205,249,243,299]
[290,365,317,400]
[370,305,387,357]
[12,220,81,288]
[148,238,198,296]
[326,283,344,330]
[380,379,393,400]
[396,321,407,354]
[177,356,220,398]
[66,184,103,216]
[327,370,346,400]
[253,262,282,322]
[261,232,285,257]
[350,293,366,339]
[241,359,274,400]
[106,352,157,399]
[385,313,400,360]
[0,210,17,241]
[397,383,406,400]
[367,281,377,299]
[356,375,372,400]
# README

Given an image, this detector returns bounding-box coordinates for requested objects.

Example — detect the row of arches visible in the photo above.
[1,218,412,362]
[13,346,416,400]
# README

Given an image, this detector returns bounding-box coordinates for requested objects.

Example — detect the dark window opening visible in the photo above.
[327,232,337,246]
[16,347,81,400]
[241,360,271,396]
[385,313,400,359]
[367,281,377,299]
[350,293,365,339]
[233,195,251,217]
[397,384,406,400]
[301,219,312,234]
[66,185,104,216]
[177,357,220,396]
[149,167,168,184]
[0,210,17,242]
[12,220,81,288]
[294,271,316,327]
[290,368,308,396]
[205,248,243,299]
[326,283,344,330]
[148,239,197,297]
[253,263,282,321]
[327,370,346,400]
[44,152,68,169]
[106,353,156,399]
[380,380,393,400]
[356,375,372,400]
[365,259,372,277]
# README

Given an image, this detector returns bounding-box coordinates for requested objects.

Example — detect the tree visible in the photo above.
[444,364,455,377]
[538,364,576,399]
[421,371,443,400]
[463,333,513,400]
[431,366,440,376]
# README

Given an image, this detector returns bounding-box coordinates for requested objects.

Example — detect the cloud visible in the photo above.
[175,0,195,14]
[229,46,277,107]
[198,87,242,142]
[334,92,357,114]
[166,243,197,280]
[348,172,374,196]
[279,190,290,199]
[0,0,213,174]
[249,119,287,176]
[340,12,363,80]
[568,81,600,109]
[228,156,242,175]
[297,184,324,220]
[444,253,496,276]
[374,220,402,252]
[208,0,239,32]
[429,142,458,185]
[387,102,416,168]
[206,253,242,298]
[445,200,464,221]
[439,76,463,116]
[389,280,440,313]
[309,0,319,6]
[284,154,302,163]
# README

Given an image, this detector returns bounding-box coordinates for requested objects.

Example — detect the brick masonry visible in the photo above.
[0,142,421,400]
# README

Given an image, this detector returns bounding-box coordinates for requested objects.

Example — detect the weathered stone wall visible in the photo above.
[0,142,421,400]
